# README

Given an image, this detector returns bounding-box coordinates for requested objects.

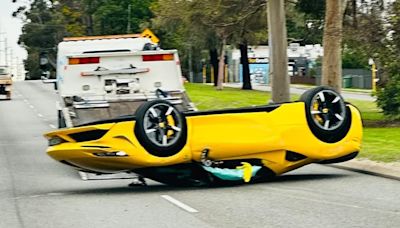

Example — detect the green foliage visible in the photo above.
[295,0,325,20]
[342,47,368,69]
[289,1,324,44]
[376,64,400,119]
[374,0,400,119]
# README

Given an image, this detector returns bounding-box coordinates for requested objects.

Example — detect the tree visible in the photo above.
[292,0,325,45]
[231,2,268,90]
[376,0,400,118]
[321,0,347,92]
[13,0,65,79]
[152,0,267,90]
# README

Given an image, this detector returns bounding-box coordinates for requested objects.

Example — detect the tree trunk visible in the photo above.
[216,38,226,90]
[352,0,357,28]
[86,14,94,35]
[322,0,345,92]
[268,0,290,103]
[209,49,219,86]
[240,41,252,90]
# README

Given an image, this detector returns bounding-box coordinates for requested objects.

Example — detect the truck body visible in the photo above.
[56,34,195,128]
[0,67,12,100]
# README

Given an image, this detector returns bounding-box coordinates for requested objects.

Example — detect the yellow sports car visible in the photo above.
[44,86,362,186]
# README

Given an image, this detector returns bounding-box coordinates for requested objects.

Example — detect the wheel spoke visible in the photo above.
[165,107,174,116]
[162,135,168,145]
[145,128,157,134]
[332,96,341,104]
[311,110,322,115]
[169,125,181,132]
[318,92,325,102]
[335,113,344,121]
[149,108,158,118]
[324,120,330,130]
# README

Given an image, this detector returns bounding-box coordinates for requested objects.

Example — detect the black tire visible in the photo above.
[300,86,351,143]
[134,100,187,157]
[58,110,66,128]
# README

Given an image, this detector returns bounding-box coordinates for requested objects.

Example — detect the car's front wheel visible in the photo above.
[300,86,352,143]
[134,100,187,157]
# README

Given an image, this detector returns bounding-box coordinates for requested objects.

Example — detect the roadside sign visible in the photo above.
[141,28,160,44]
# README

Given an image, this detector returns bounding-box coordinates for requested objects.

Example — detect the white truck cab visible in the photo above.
[56,34,195,127]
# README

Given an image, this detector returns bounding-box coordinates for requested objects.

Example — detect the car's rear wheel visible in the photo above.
[134,100,187,157]
[300,86,351,143]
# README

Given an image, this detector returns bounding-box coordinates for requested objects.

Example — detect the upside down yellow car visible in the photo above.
[44,86,362,186]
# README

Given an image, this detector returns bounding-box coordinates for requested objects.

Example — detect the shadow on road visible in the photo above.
[270,173,348,183]
[38,173,349,197]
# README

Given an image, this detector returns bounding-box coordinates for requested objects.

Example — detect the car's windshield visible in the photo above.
[0,68,8,75]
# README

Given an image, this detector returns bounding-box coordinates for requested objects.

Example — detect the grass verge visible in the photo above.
[185,83,398,163]
[362,128,400,162]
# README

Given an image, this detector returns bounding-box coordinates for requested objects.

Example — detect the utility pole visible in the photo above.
[268,0,290,103]
[4,37,8,67]
[322,0,346,92]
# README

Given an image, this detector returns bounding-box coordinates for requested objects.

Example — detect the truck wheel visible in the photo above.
[300,86,351,143]
[58,110,66,128]
[134,100,187,157]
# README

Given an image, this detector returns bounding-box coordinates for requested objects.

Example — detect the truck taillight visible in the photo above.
[69,57,100,65]
[142,54,174,62]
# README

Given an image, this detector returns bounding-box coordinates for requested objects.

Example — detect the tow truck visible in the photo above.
[53,32,195,128]
[0,66,12,100]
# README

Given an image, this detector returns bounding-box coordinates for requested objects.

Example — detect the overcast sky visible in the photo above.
[0,0,27,65]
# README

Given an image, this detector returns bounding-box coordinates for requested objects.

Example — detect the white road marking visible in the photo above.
[49,124,56,129]
[37,113,44,118]
[46,193,66,197]
[161,195,199,213]
[23,99,28,103]
[29,105,34,109]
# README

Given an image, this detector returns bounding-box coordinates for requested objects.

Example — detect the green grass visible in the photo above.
[185,83,398,163]
[361,128,400,162]
[185,84,381,121]
[347,99,384,121]
[184,83,274,110]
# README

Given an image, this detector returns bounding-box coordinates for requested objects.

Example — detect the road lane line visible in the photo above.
[29,105,34,109]
[49,124,56,129]
[37,113,44,118]
[161,195,198,213]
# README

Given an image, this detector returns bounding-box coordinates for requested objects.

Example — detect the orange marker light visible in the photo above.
[142,54,174,62]
[69,57,100,65]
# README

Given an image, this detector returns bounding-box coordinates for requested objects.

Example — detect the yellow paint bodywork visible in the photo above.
[44,102,362,175]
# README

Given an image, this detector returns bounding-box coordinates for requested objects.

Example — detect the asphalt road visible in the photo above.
[0,81,398,228]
